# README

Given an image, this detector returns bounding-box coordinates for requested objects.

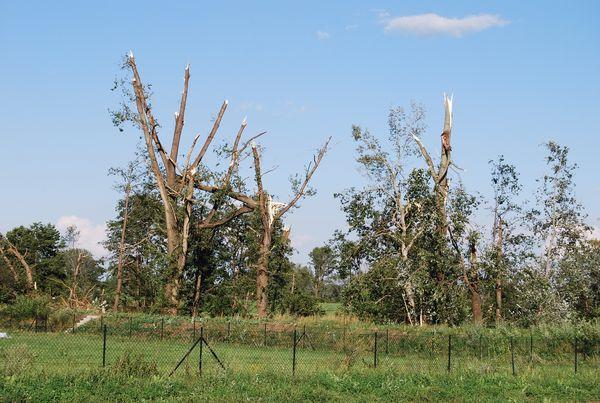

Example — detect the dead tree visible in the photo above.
[127,52,262,314]
[251,138,330,318]
[0,233,35,291]
[113,179,131,311]
[0,243,20,283]
[465,233,483,324]
[68,251,84,304]
[412,94,454,238]
[494,218,504,324]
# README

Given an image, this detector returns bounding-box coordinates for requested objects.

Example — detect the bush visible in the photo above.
[0,345,36,376]
[112,351,158,378]
[281,291,324,317]
[2,294,51,323]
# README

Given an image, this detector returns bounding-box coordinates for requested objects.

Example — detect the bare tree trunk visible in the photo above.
[0,234,34,291]
[0,244,19,282]
[290,270,296,294]
[251,139,330,319]
[256,230,272,318]
[113,182,131,311]
[127,53,256,314]
[495,219,504,325]
[412,94,453,285]
[191,266,203,318]
[467,238,483,324]
[69,252,83,304]
[403,280,416,325]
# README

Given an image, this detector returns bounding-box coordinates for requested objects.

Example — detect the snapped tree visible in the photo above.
[251,138,330,318]
[124,52,263,314]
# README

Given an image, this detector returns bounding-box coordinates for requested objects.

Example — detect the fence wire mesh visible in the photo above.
[1,316,598,379]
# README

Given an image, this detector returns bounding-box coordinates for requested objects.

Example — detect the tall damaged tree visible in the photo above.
[0,233,35,291]
[488,155,522,324]
[411,94,454,239]
[251,138,330,318]
[346,106,429,325]
[410,95,482,324]
[122,52,262,314]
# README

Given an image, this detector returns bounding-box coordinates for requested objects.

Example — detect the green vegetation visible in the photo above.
[0,320,598,401]
[0,361,598,401]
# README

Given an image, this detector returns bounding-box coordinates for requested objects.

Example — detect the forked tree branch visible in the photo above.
[275,137,331,220]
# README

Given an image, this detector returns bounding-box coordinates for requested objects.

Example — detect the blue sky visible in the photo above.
[1,1,599,262]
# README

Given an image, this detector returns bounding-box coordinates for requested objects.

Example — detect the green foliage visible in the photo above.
[2,294,51,322]
[0,365,598,401]
[281,291,324,317]
[0,344,36,376]
[112,351,159,378]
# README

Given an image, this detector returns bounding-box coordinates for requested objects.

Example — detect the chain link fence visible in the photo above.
[1,316,598,378]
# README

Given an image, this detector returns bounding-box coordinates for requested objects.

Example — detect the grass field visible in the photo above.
[1,329,598,401]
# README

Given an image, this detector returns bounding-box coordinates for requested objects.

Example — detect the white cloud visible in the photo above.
[381,13,509,37]
[56,216,107,258]
[316,30,331,40]
[345,24,359,31]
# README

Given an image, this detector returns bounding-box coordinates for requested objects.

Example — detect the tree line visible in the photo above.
[1,55,598,326]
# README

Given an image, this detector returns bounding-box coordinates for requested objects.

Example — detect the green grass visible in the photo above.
[1,330,598,401]
[0,368,598,401]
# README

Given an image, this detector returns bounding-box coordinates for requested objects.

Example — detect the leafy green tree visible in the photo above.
[308,246,335,299]
[2,223,64,294]
[530,141,591,277]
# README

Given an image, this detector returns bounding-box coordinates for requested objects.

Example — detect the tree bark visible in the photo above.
[0,244,20,283]
[69,251,84,304]
[251,139,330,318]
[127,54,256,314]
[467,238,483,324]
[495,219,504,325]
[0,234,34,291]
[256,230,272,318]
[113,182,131,311]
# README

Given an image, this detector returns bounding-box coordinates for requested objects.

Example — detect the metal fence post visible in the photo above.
[192,318,196,341]
[374,331,378,368]
[199,326,204,373]
[292,328,297,377]
[510,337,515,375]
[100,315,103,333]
[447,334,452,372]
[574,337,578,374]
[102,324,107,367]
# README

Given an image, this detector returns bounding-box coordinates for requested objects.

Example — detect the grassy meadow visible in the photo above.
[1,308,599,401]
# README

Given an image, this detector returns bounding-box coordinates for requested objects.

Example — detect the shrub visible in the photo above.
[0,345,36,376]
[112,351,158,378]
[2,294,51,322]
[281,291,324,317]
